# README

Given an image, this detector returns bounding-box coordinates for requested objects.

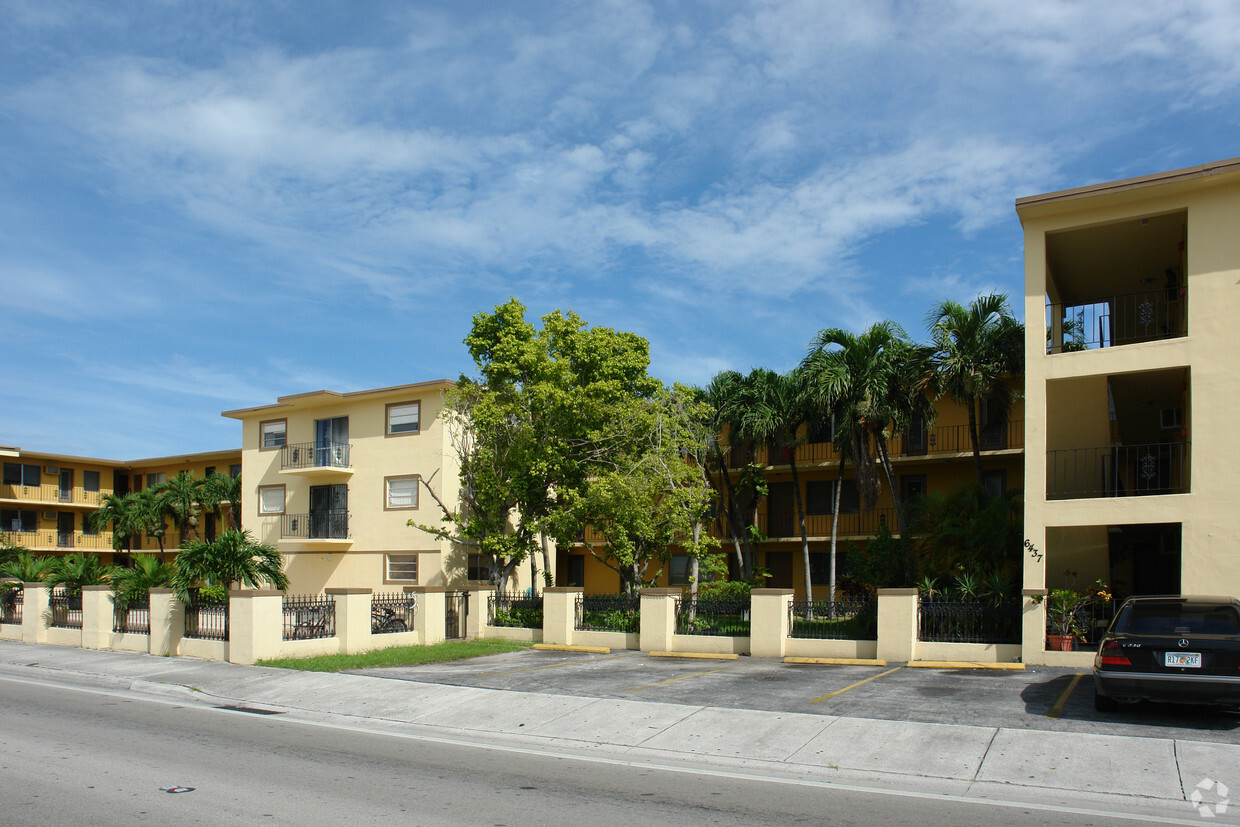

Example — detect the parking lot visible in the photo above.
[352,649,1240,744]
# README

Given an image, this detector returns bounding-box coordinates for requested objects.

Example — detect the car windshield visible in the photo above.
[1113,602,1240,636]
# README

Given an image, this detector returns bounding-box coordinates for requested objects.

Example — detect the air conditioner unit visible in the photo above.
[43,511,55,520]
[1160,407,1183,429]
[44,466,59,474]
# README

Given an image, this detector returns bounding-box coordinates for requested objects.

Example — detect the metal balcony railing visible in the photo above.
[749,420,1023,466]
[1046,287,1187,354]
[754,508,899,539]
[1047,442,1189,499]
[280,510,350,540]
[280,441,352,470]
[0,530,114,550]
[0,484,105,505]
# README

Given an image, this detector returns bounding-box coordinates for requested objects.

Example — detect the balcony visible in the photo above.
[279,510,351,546]
[279,441,353,478]
[753,420,1023,466]
[1046,442,1189,500]
[0,484,105,507]
[0,530,115,551]
[1046,288,1187,354]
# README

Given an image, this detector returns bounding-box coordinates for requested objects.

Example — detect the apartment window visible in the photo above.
[83,470,101,492]
[669,554,717,586]
[204,466,216,478]
[146,472,166,488]
[386,401,420,436]
[386,554,419,582]
[385,475,419,510]
[204,514,216,542]
[467,553,489,582]
[260,419,287,450]
[258,485,286,515]
[982,470,1006,501]
[808,415,835,444]
[806,481,833,515]
[3,463,40,487]
[82,512,97,535]
[1,509,37,532]
[566,555,585,587]
[230,464,242,479]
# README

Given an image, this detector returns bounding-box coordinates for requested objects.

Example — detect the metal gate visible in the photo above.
[445,590,468,639]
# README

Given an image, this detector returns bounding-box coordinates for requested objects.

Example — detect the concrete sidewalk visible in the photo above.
[1,640,1236,824]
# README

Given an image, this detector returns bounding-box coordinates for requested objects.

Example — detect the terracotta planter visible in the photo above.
[1046,634,1076,651]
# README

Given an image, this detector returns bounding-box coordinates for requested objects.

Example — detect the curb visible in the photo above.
[648,651,740,661]
[784,657,888,667]
[531,644,611,654]
[906,661,1025,671]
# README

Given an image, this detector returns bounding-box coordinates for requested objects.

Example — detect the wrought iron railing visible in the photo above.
[283,594,337,640]
[280,511,350,540]
[758,508,898,539]
[751,420,1024,466]
[1046,287,1187,354]
[183,589,228,641]
[1,587,22,625]
[371,592,415,634]
[675,597,751,637]
[0,530,114,550]
[918,598,1021,644]
[49,587,83,629]
[280,441,352,470]
[489,592,544,629]
[1046,442,1189,499]
[788,596,877,640]
[575,593,640,632]
[113,596,150,634]
[0,484,104,505]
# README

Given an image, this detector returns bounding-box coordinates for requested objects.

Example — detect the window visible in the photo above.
[808,415,835,444]
[204,466,216,478]
[230,464,242,479]
[386,401,420,436]
[386,554,419,582]
[669,554,717,586]
[82,512,97,535]
[258,485,286,515]
[204,514,216,542]
[3,463,40,487]
[806,481,833,515]
[385,475,419,510]
[982,470,1006,501]
[467,553,489,582]
[146,472,166,487]
[260,419,287,449]
[1,509,37,532]
[566,555,585,587]
[83,470,100,493]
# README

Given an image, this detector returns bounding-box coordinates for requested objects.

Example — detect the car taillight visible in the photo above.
[1099,640,1131,666]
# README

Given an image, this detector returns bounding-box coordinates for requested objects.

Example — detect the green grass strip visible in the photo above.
[257,639,530,672]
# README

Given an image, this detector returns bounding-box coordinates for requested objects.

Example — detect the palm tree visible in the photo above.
[46,552,116,595]
[1,551,57,585]
[202,471,242,531]
[170,529,289,603]
[928,293,1024,488]
[90,492,143,561]
[700,370,759,582]
[156,471,203,548]
[110,553,174,611]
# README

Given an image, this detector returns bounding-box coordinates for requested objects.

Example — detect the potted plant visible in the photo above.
[1040,574,1111,651]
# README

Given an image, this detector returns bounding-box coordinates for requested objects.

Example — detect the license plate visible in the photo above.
[1165,652,1201,668]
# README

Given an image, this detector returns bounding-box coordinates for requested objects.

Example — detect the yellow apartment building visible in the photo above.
[1019,157,1240,659]
[1,446,240,559]
[222,379,532,595]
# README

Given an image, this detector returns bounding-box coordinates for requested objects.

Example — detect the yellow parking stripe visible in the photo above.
[626,668,732,692]
[810,666,903,703]
[1045,672,1086,719]
[477,653,630,678]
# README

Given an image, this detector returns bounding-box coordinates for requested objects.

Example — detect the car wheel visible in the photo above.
[1094,692,1118,713]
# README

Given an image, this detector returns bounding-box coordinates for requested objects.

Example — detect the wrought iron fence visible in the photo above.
[113,596,150,634]
[1,587,21,625]
[1046,599,1115,651]
[280,441,352,470]
[489,592,544,629]
[371,592,415,634]
[675,597,751,637]
[575,593,640,632]
[788,596,877,640]
[1046,442,1189,499]
[1046,287,1187,354]
[445,591,468,639]
[283,594,337,640]
[918,598,1020,644]
[183,589,229,641]
[49,587,83,629]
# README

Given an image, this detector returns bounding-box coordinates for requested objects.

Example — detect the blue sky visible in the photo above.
[2,1,1238,459]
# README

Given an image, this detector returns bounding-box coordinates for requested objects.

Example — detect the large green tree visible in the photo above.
[927,292,1024,487]
[156,471,203,547]
[699,370,765,583]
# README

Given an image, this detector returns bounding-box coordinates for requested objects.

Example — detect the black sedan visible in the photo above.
[1093,595,1240,712]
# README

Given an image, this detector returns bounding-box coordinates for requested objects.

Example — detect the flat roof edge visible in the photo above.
[221,378,456,418]
[1016,156,1240,210]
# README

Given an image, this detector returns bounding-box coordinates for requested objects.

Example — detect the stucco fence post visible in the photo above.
[541,587,580,646]
[409,587,447,646]
[21,581,49,645]
[1022,588,1049,665]
[876,588,919,662]
[148,588,183,656]
[326,588,373,654]
[464,585,491,640]
[639,588,679,652]
[228,590,284,665]
[81,585,113,650]
[750,589,793,658]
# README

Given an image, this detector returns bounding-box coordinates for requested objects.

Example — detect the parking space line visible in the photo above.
[626,668,732,692]
[1045,672,1087,719]
[477,653,631,678]
[809,666,903,703]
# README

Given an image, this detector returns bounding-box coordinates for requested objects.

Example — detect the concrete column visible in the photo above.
[410,587,446,646]
[326,588,372,654]
[639,588,680,652]
[876,588,919,663]
[464,586,491,640]
[148,588,182,656]
[228,590,284,665]
[541,587,581,646]
[1022,588,1049,665]
[750,588,793,658]
[81,585,113,650]
[22,582,49,645]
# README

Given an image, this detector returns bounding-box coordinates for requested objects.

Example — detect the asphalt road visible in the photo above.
[0,674,1169,826]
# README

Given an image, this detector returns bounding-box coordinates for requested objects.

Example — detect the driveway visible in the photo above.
[351,649,1240,744]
